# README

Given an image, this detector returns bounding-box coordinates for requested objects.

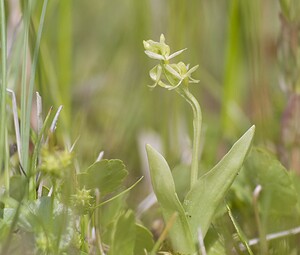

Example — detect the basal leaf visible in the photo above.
[146,144,195,254]
[183,125,255,239]
[78,159,128,196]
[172,164,190,202]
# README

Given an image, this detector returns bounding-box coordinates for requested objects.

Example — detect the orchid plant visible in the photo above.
[144,34,255,254]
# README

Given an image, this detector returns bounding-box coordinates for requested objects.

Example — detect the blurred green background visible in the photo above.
[10,0,292,182]
[3,1,300,253]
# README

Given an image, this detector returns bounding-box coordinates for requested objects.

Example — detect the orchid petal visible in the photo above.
[186,65,199,76]
[149,65,162,81]
[144,50,165,60]
[168,48,187,60]
[167,79,184,90]
[165,64,182,80]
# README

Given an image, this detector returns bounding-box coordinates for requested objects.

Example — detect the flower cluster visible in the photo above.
[71,187,94,214]
[143,34,199,90]
[39,146,73,179]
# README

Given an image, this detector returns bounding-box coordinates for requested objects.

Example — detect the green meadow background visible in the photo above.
[29,0,283,169]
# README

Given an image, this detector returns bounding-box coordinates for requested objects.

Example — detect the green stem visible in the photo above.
[94,191,105,255]
[179,86,202,189]
[80,214,90,253]
[20,1,30,174]
[0,0,8,189]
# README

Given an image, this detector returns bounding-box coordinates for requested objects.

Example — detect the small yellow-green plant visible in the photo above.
[144,34,255,254]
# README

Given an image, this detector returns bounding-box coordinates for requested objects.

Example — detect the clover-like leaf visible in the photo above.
[108,210,136,255]
[77,159,128,196]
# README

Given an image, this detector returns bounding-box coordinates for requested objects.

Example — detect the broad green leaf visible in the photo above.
[78,159,128,196]
[207,239,226,255]
[108,210,136,255]
[134,224,154,255]
[26,197,75,250]
[184,125,255,239]
[172,164,190,202]
[146,144,195,254]
[242,148,300,231]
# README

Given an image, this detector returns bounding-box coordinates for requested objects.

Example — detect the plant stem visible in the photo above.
[94,190,105,255]
[0,0,8,189]
[179,86,202,189]
[80,214,90,253]
[20,1,30,175]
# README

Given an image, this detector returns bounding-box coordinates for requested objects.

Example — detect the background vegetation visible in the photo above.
[1,0,300,254]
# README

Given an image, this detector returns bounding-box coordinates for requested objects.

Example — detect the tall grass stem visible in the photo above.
[0,0,8,188]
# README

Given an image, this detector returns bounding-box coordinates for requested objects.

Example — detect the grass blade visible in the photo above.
[0,0,8,187]
[7,89,22,162]
[21,0,48,174]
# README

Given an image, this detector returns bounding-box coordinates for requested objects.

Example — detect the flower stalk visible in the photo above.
[180,86,202,188]
[144,34,202,188]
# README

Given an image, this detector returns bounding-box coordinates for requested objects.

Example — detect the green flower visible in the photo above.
[144,34,199,90]
[143,34,186,61]
[39,147,73,178]
[71,188,94,214]
[149,62,199,90]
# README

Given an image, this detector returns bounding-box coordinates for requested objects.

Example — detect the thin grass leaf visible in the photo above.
[146,144,195,254]
[7,89,22,162]
[29,106,53,199]
[226,204,254,255]
[21,0,48,173]
[20,2,31,171]
[150,212,178,255]
[183,125,255,239]
[57,0,72,129]
[31,106,53,176]
[49,105,63,133]
[0,0,8,187]
[221,0,244,138]
[36,92,43,134]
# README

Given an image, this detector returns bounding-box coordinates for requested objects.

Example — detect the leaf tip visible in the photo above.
[248,125,256,138]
